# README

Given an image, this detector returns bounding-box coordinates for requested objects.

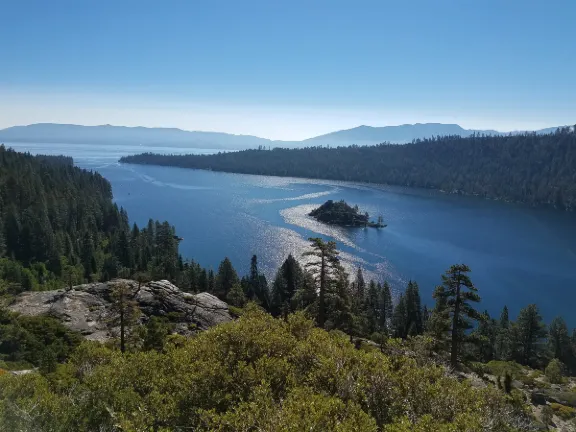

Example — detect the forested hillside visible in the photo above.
[0,145,180,292]
[121,127,576,210]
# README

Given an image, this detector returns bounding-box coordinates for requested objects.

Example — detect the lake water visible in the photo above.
[6,142,576,325]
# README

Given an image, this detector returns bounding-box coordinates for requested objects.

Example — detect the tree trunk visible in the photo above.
[450,271,461,367]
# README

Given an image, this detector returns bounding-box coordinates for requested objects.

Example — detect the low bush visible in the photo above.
[545,358,564,384]
[469,362,489,378]
[0,309,531,431]
[486,360,524,378]
[550,402,576,420]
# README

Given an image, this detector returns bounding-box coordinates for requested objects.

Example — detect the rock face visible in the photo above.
[9,279,232,342]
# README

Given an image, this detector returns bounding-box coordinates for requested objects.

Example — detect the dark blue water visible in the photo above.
[7,142,576,325]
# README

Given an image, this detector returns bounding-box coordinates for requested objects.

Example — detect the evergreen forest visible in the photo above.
[0,145,180,293]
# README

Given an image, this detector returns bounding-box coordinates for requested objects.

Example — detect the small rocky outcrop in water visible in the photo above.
[8,279,232,342]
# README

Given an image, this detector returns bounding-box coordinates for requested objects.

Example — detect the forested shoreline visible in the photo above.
[121,127,576,210]
[0,145,181,293]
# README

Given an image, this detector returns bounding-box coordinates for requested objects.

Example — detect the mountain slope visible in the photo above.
[306,123,512,145]
[0,122,565,149]
[0,123,286,149]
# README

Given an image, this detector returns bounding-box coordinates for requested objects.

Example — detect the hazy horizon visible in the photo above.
[1,0,575,141]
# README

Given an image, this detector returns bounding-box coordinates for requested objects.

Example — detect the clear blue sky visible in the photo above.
[1,0,575,140]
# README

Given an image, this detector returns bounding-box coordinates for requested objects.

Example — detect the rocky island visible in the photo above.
[309,199,386,228]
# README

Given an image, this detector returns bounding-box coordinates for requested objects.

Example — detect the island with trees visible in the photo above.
[309,199,386,228]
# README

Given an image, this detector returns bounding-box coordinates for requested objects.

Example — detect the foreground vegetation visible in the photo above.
[121,127,576,210]
[0,307,533,431]
[2,237,576,430]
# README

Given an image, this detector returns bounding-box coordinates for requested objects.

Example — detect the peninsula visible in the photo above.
[309,200,386,228]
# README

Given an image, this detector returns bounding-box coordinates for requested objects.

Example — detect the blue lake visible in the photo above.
[7,142,576,325]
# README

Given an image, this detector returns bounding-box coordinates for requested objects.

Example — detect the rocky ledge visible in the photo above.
[8,279,232,342]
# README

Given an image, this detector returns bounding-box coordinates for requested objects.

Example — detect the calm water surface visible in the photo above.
[7,142,576,324]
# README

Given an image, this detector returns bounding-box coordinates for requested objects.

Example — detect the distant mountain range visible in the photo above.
[0,122,566,150]
[303,123,564,146]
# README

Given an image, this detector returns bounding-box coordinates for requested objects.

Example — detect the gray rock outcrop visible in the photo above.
[9,279,232,342]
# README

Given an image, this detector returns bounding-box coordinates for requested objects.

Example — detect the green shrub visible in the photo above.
[529,369,543,379]
[486,360,524,378]
[545,358,564,384]
[469,362,489,378]
[0,310,531,431]
[538,380,552,389]
[550,402,576,420]
[0,360,34,371]
[517,374,537,388]
[544,390,576,408]
[228,305,244,317]
[541,405,553,427]
[0,310,82,366]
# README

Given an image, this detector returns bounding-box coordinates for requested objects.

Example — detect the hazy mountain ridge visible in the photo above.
[0,122,564,150]
[0,123,290,150]
[305,123,496,145]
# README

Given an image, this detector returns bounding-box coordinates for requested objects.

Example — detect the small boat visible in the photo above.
[173,235,184,241]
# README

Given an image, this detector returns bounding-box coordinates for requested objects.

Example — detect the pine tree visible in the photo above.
[247,255,270,310]
[183,261,198,292]
[548,316,571,365]
[270,254,302,317]
[570,329,576,375]
[326,272,354,333]
[292,269,317,312]
[500,305,509,328]
[435,264,482,366]
[512,304,547,368]
[405,281,423,336]
[227,282,247,307]
[5,208,20,260]
[208,269,215,293]
[246,255,259,300]
[271,271,288,317]
[379,281,393,334]
[215,257,239,300]
[109,281,141,353]
[81,231,95,279]
[474,310,498,362]
[0,217,6,257]
[302,238,342,328]
[116,229,133,269]
[352,267,366,314]
[495,305,511,360]
[143,316,172,351]
[199,268,209,292]
[134,271,151,290]
[392,294,408,338]
[422,305,429,331]
[364,280,380,335]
